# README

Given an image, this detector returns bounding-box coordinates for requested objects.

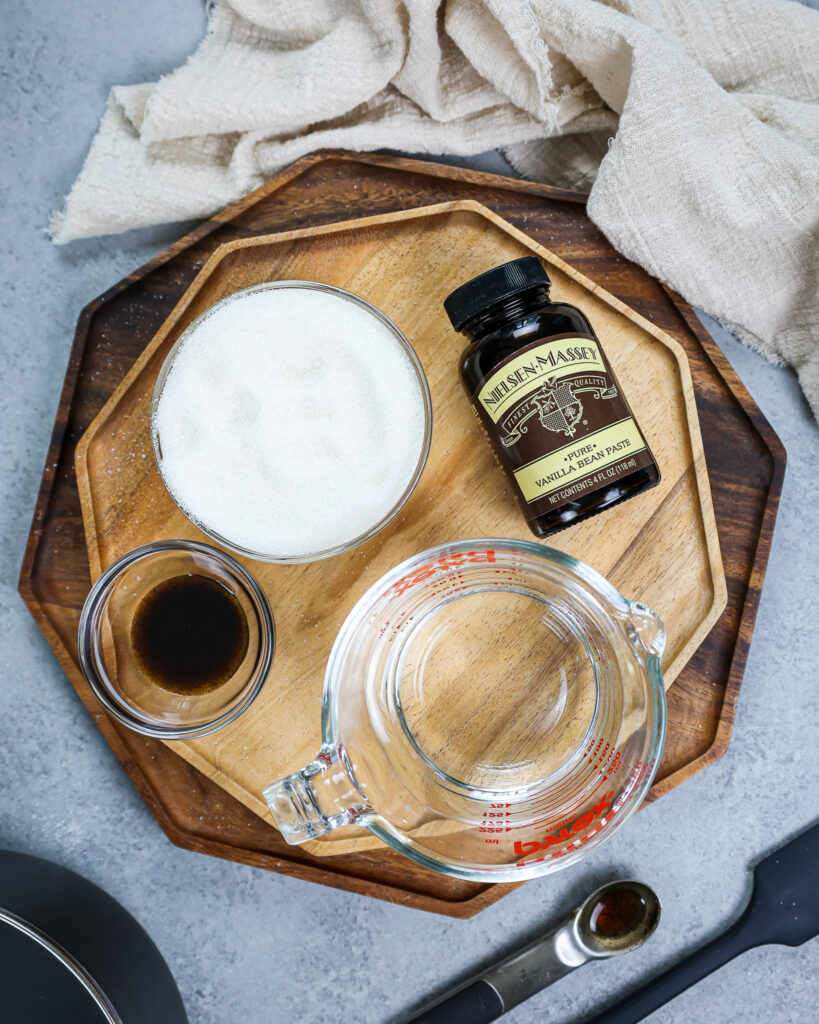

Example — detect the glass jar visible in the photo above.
[445,258,660,537]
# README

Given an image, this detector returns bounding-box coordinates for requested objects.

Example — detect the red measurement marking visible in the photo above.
[579,737,624,780]
[384,550,498,598]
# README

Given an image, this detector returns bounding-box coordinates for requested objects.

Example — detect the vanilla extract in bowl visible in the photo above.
[130,574,250,695]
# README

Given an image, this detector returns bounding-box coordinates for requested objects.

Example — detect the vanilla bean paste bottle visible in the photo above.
[444,257,660,537]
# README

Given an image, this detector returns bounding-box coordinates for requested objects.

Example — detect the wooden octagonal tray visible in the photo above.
[19,152,784,914]
[74,200,725,858]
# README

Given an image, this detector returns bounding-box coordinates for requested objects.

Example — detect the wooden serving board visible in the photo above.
[74,200,726,857]
[19,153,784,913]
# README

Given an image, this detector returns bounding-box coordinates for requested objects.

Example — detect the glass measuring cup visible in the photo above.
[263,540,666,882]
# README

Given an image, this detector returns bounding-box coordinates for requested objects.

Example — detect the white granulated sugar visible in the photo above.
[153,287,427,557]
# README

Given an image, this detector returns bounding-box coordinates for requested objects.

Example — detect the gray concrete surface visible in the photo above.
[1,4,817,1023]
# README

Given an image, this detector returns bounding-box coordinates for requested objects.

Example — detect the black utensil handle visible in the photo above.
[405,979,504,1023]
[586,917,754,1024]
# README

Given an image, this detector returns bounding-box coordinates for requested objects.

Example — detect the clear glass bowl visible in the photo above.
[150,281,433,564]
[264,539,666,882]
[78,540,274,739]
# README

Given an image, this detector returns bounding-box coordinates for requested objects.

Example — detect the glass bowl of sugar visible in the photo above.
[151,281,432,563]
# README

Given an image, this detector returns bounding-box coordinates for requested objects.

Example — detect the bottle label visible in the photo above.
[473,334,654,512]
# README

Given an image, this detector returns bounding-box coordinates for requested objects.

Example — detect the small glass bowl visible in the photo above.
[150,280,433,564]
[78,540,274,739]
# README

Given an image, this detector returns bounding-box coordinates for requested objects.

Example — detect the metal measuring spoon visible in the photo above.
[403,880,661,1024]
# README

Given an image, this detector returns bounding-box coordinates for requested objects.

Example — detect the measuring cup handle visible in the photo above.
[262,746,369,844]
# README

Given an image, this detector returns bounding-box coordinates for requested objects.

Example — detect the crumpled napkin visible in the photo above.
[51,0,819,415]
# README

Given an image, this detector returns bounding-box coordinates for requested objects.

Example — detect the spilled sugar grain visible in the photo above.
[153,287,427,557]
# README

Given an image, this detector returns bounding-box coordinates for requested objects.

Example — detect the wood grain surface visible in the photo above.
[19,152,784,915]
[74,200,725,857]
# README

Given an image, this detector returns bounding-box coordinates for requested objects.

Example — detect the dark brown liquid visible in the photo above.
[459,287,660,537]
[130,574,249,695]
[588,887,647,940]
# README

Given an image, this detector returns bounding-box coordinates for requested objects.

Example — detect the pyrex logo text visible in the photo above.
[514,791,614,863]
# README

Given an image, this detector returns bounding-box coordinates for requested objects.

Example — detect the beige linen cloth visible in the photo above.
[52,0,819,413]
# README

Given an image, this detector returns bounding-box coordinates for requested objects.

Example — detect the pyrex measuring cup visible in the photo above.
[263,540,666,882]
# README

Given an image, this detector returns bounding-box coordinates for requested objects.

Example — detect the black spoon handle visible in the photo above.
[406,980,505,1024]
[585,914,755,1024]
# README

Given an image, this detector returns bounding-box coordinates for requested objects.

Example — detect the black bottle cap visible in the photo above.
[443,257,551,331]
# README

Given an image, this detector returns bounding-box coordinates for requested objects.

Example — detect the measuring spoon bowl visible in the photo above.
[574,880,662,957]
